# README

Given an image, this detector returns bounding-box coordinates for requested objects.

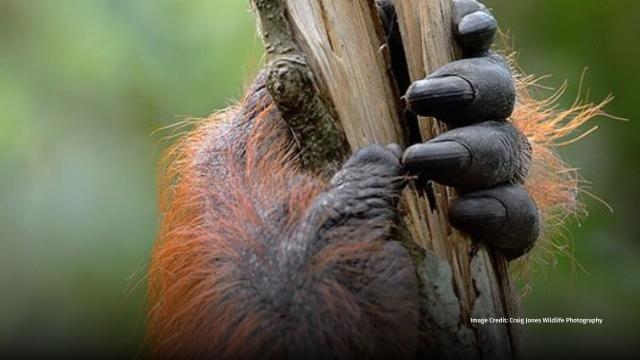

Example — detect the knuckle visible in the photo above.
[511,125,532,183]
[499,185,540,248]
[431,122,527,188]
[460,184,540,252]
[348,144,403,174]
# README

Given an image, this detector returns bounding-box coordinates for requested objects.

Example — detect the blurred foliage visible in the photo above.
[0,0,637,357]
[0,0,261,355]
[492,0,640,355]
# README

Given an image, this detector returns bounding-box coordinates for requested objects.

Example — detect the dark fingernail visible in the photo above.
[459,11,497,35]
[405,76,475,117]
[403,141,470,180]
[458,11,497,51]
[454,0,484,16]
[449,196,506,233]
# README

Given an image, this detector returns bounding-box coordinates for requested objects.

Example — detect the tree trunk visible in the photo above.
[252,0,521,358]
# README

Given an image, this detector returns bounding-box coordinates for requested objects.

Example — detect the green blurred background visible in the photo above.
[0,0,637,357]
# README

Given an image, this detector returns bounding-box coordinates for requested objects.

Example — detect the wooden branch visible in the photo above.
[253,0,349,172]
[253,0,521,358]
[255,0,410,150]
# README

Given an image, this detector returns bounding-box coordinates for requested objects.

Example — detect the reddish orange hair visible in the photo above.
[147,79,419,358]
[510,70,610,276]
[148,84,323,357]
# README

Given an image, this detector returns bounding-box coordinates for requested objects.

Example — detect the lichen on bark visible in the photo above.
[253,0,348,173]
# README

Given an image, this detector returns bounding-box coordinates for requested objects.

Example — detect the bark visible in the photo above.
[252,0,349,172]
[252,0,521,358]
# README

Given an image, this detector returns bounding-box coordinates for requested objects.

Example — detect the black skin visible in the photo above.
[356,0,539,260]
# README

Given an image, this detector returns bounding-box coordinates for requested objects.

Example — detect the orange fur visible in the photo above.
[148,88,325,357]
[510,70,610,274]
[147,80,418,358]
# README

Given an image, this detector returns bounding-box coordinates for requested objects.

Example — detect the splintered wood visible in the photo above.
[256,0,521,357]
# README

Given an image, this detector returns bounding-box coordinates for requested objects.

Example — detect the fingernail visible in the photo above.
[449,196,506,233]
[405,76,474,117]
[458,11,497,52]
[403,141,471,180]
[459,11,497,36]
